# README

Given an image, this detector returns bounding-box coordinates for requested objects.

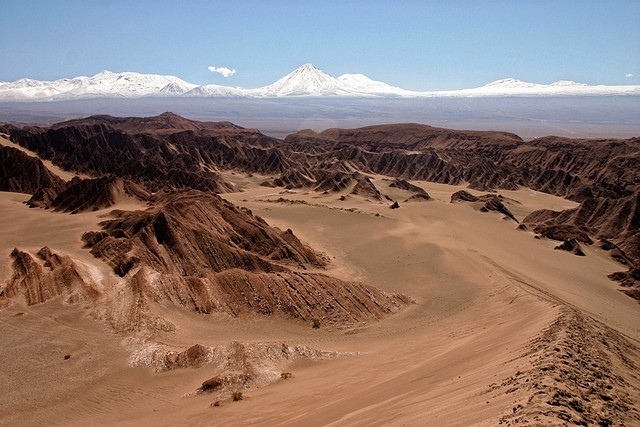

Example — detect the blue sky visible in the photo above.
[1,0,638,90]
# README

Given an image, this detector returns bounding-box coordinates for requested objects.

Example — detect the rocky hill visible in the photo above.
[3,189,410,331]
[2,115,638,300]
[28,176,150,213]
[0,145,66,195]
[282,124,640,298]
[0,114,292,194]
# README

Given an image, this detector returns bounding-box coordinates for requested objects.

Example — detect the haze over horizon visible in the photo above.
[1,0,639,91]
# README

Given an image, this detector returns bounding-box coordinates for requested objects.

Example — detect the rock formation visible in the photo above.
[1,247,101,305]
[389,178,432,202]
[1,114,294,194]
[284,124,638,299]
[79,190,410,326]
[29,176,150,213]
[0,145,66,195]
[2,115,638,300]
[451,190,519,222]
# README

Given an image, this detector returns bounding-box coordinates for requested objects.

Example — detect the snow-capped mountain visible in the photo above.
[247,64,358,97]
[1,65,639,101]
[337,73,417,96]
[0,71,197,101]
[435,77,639,97]
[183,84,247,97]
[482,78,541,89]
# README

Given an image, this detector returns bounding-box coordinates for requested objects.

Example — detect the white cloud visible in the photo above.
[625,73,634,78]
[208,66,236,77]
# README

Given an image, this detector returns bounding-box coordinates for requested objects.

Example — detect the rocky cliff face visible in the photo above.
[2,247,101,305]
[283,126,638,201]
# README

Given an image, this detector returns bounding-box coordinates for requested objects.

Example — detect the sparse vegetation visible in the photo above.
[312,319,321,329]
[232,391,243,401]
[281,372,293,379]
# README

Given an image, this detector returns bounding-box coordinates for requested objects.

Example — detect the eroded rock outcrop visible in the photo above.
[0,145,66,195]
[524,192,640,298]
[451,190,519,222]
[554,239,586,256]
[2,114,295,194]
[1,247,101,305]
[83,190,323,276]
[79,190,410,327]
[524,192,639,260]
[389,178,431,202]
[283,126,638,278]
[28,176,150,213]
[5,116,638,301]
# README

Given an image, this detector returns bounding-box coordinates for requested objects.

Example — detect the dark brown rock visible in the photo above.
[451,191,518,222]
[554,239,586,256]
[80,190,410,325]
[29,176,150,213]
[0,145,66,195]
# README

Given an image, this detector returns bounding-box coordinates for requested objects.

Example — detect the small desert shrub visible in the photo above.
[232,391,243,401]
[312,319,321,329]
[281,372,293,380]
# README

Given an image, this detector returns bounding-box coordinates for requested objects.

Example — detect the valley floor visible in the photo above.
[1,175,638,426]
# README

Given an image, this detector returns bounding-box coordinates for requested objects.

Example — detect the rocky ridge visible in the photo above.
[2,115,638,302]
[281,125,640,299]
[28,175,150,213]
[0,145,66,195]
[494,308,640,426]
[0,187,410,333]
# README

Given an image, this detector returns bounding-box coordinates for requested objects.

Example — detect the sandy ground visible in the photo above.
[0,174,638,426]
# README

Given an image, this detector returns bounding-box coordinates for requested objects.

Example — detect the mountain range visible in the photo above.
[1,64,639,101]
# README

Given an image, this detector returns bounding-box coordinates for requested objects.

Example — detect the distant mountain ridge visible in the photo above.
[1,63,639,101]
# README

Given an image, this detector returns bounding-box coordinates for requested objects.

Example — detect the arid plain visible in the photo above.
[0,116,638,426]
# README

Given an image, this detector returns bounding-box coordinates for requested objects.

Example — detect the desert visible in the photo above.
[0,113,638,426]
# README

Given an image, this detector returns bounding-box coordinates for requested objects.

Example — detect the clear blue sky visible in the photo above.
[1,0,638,90]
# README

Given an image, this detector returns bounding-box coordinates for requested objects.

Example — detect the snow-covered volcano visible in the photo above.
[247,64,357,97]
[1,65,638,101]
[247,64,419,97]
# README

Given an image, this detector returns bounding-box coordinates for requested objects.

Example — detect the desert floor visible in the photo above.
[0,173,638,426]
